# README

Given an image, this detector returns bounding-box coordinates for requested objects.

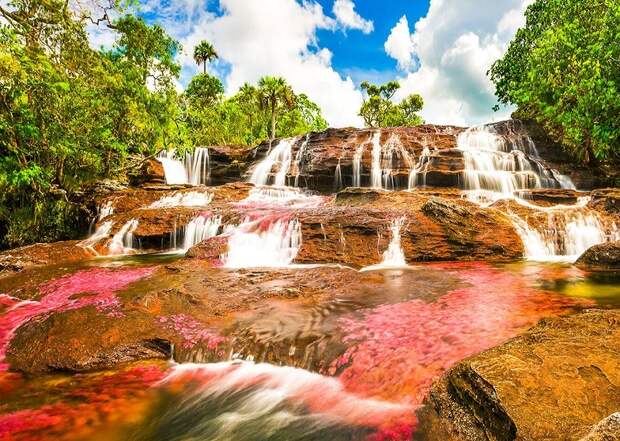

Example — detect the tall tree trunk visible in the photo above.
[203,60,206,74]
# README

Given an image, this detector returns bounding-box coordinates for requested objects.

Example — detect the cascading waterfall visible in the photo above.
[149,191,213,208]
[370,130,383,188]
[179,215,222,252]
[457,124,574,203]
[158,147,211,186]
[108,219,139,255]
[352,141,365,188]
[334,159,343,191]
[509,207,620,262]
[80,220,114,253]
[459,123,615,261]
[408,146,432,189]
[249,138,296,187]
[239,187,325,209]
[158,150,188,185]
[185,147,210,186]
[293,135,309,187]
[362,217,408,271]
[222,218,302,268]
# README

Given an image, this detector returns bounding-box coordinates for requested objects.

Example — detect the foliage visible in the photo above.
[193,40,217,74]
[489,0,620,164]
[0,2,329,248]
[359,81,424,128]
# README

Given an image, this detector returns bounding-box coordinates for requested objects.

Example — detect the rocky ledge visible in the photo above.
[576,241,620,270]
[419,309,620,441]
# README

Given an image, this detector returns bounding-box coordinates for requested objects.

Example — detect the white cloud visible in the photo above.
[386,0,533,126]
[175,0,363,127]
[332,0,374,34]
[384,15,416,71]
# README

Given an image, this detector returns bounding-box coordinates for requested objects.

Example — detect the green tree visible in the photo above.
[359,81,424,127]
[193,40,218,74]
[489,0,620,164]
[185,73,224,107]
[258,76,296,149]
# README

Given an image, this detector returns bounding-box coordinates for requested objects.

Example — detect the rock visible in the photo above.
[576,242,620,269]
[0,241,93,275]
[590,189,620,214]
[420,309,620,441]
[6,306,172,373]
[579,413,620,441]
[132,158,166,185]
[516,188,581,206]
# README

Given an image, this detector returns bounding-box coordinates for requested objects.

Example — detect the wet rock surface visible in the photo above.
[576,242,620,269]
[0,241,93,275]
[419,309,620,441]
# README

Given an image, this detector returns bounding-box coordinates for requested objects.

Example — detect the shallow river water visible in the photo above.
[1,256,619,441]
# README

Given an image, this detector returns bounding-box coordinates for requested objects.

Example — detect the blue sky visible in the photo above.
[96,0,531,127]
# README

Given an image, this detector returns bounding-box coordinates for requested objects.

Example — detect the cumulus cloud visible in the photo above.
[384,15,416,71]
[332,0,374,34]
[173,0,363,127]
[386,0,533,126]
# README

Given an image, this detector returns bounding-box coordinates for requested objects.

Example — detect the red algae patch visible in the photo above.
[329,263,592,432]
[0,267,156,370]
[0,363,167,441]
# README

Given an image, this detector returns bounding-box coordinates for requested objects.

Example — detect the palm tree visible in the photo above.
[236,83,258,144]
[257,76,296,149]
[193,41,218,74]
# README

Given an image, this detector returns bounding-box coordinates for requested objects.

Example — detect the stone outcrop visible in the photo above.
[576,242,620,269]
[0,241,93,275]
[419,309,620,441]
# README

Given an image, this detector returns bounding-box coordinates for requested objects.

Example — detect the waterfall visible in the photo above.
[158,148,211,186]
[362,217,408,271]
[108,219,139,255]
[408,147,432,189]
[179,215,222,251]
[158,150,188,185]
[80,220,114,253]
[222,218,302,268]
[370,130,383,188]
[509,208,620,262]
[334,159,343,191]
[457,124,575,203]
[98,201,114,220]
[185,147,210,186]
[293,135,309,187]
[352,143,364,188]
[149,191,213,208]
[249,138,296,187]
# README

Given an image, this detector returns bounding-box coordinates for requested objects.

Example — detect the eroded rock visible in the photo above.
[420,309,620,441]
[576,242,620,270]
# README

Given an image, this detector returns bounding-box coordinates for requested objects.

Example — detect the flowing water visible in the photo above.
[1,256,619,441]
[157,148,211,186]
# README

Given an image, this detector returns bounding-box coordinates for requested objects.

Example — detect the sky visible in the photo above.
[87,0,533,128]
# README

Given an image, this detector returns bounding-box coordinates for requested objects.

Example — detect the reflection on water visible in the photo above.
[0,258,619,440]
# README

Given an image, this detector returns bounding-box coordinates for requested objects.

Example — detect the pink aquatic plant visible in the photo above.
[0,267,156,370]
[157,314,227,349]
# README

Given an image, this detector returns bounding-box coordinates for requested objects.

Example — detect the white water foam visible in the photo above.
[238,186,325,209]
[80,220,114,254]
[149,191,213,208]
[179,215,222,252]
[222,218,302,268]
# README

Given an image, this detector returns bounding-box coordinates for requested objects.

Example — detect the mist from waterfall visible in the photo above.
[222,218,302,268]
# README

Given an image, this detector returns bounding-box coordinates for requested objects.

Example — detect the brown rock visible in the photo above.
[0,241,93,275]
[579,413,620,441]
[420,309,620,441]
[576,242,620,270]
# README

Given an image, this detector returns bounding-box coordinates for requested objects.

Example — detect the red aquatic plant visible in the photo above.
[0,267,156,370]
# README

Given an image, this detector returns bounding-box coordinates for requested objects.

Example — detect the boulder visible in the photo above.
[576,242,620,269]
[419,309,620,441]
[579,413,620,441]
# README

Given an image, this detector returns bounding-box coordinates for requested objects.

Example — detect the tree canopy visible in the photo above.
[0,3,328,248]
[489,0,620,164]
[359,81,424,128]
